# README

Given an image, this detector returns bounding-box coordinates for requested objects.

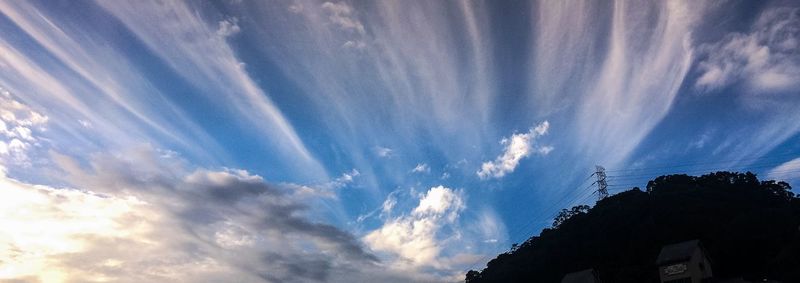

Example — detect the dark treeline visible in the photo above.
[466,172,800,282]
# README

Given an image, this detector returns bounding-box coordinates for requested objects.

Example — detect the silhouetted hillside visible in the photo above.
[466,172,800,283]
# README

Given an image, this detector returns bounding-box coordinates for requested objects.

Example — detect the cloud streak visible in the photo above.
[95,0,327,179]
[0,1,225,168]
[572,1,701,167]
[767,158,800,182]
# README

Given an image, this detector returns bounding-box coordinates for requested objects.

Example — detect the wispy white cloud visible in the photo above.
[335,168,360,185]
[381,191,398,215]
[283,168,360,198]
[411,163,430,174]
[95,1,327,178]
[321,2,365,34]
[288,3,304,14]
[533,1,703,168]
[689,131,713,150]
[473,209,506,249]
[579,1,700,167]
[696,8,799,92]
[0,1,225,166]
[217,17,241,38]
[477,121,552,180]
[239,0,496,190]
[767,157,800,182]
[373,146,393,158]
[342,40,366,50]
[0,88,47,166]
[691,7,800,159]
[356,189,400,224]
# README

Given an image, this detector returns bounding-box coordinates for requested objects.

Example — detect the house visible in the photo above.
[656,240,713,283]
[561,268,601,283]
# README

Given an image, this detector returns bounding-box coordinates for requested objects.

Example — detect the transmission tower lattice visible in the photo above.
[592,165,609,201]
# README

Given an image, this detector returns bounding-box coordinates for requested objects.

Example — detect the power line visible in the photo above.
[517,179,598,241]
[503,175,593,244]
[605,152,799,173]
[500,172,600,248]
[607,168,800,189]
[463,171,596,273]
[607,161,794,179]
[606,167,797,191]
[506,176,594,247]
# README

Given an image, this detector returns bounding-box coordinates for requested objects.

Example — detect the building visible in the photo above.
[561,268,601,283]
[656,240,713,283]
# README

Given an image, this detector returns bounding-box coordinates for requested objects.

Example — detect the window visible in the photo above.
[664,263,688,275]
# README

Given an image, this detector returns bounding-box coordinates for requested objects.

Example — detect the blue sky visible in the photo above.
[1,0,799,282]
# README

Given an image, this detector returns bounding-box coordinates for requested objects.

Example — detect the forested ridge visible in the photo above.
[466,172,800,282]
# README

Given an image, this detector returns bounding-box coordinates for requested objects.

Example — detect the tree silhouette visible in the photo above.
[553,205,590,228]
[466,171,800,283]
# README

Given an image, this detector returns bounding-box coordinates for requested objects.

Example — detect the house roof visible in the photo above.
[657,239,701,265]
[561,268,600,283]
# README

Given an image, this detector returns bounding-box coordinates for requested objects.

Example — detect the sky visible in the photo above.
[1,0,799,282]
